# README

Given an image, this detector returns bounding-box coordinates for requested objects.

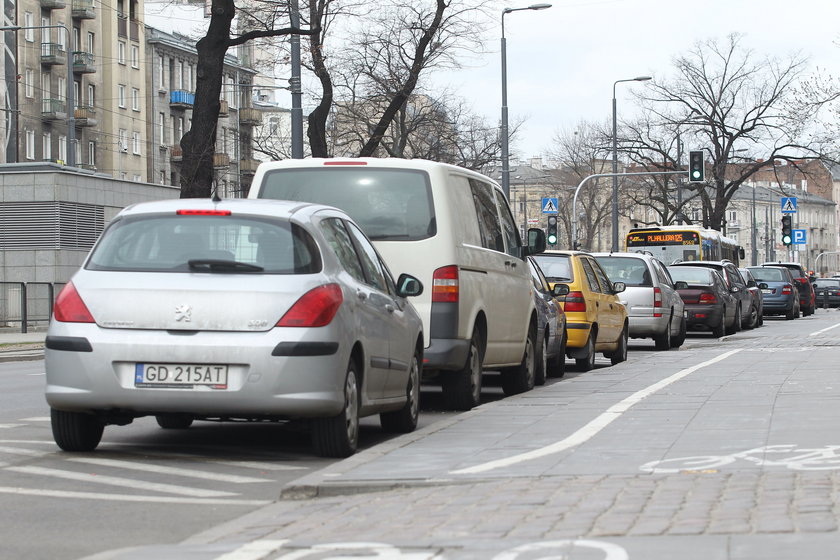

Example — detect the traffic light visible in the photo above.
[688,150,705,183]
[781,214,793,246]
[547,215,558,245]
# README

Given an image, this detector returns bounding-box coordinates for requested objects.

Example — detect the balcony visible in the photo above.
[72,51,95,74]
[40,43,66,66]
[170,90,194,109]
[213,153,231,169]
[71,0,95,19]
[78,163,96,172]
[239,107,262,126]
[219,99,228,117]
[240,159,261,175]
[40,0,67,9]
[42,98,67,121]
[170,144,183,162]
[74,105,97,127]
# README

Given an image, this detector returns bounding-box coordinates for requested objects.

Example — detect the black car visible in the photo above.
[813,278,840,308]
[527,257,569,384]
[670,260,753,332]
[738,267,764,328]
[667,266,738,337]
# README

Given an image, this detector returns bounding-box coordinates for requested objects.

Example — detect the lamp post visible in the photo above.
[611,75,651,250]
[0,24,74,166]
[500,3,551,200]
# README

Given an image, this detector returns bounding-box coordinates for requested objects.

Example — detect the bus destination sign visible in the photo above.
[627,231,700,246]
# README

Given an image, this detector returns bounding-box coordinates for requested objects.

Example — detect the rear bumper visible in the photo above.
[683,305,723,330]
[565,322,592,348]
[424,337,470,373]
[628,315,671,338]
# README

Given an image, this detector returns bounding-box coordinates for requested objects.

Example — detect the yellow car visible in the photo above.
[532,250,629,371]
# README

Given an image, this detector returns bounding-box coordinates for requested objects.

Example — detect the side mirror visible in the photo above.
[674,281,688,290]
[731,285,740,293]
[551,283,569,298]
[396,273,423,298]
[758,282,768,290]
[612,281,626,294]
[526,228,547,256]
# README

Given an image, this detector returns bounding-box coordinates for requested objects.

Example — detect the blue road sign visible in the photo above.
[792,229,806,245]
[542,198,559,214]
[781,197,797,214]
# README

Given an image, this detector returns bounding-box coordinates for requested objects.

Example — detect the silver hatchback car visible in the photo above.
[593,252,687,350]
[45,198,424,458]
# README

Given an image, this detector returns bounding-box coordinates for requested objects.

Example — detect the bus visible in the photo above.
[625,225,745,266]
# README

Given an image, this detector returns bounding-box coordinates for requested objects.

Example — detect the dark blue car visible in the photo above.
[746,266,800,320]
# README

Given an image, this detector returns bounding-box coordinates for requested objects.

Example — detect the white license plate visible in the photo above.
[135,363,228,388]
[761,289,772,294]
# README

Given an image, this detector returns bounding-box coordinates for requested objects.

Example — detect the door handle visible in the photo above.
[356,290,368,301]
[385,304,395,313]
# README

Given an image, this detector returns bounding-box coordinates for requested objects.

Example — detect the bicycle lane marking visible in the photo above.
[451,348,743,475]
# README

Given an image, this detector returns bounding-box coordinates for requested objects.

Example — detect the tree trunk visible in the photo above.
[306,2,332,158]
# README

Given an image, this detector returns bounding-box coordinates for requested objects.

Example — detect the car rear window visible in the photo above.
[86,214,321,274]
[258,168,435,241]
[813,279,840,288]
[595,256,652,287]
[668,267,712,284]
[748,267,785,282]
[532,255,573,282]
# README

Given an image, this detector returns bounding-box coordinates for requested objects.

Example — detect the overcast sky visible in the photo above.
[146,0,840,161]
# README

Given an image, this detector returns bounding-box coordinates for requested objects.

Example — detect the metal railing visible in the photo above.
[1,282,64,333]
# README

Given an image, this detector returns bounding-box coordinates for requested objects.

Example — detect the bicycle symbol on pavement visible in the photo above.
[640,444,840,474]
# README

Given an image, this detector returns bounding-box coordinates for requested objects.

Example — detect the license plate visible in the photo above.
[135,363,228,388]
[761,289,771,294]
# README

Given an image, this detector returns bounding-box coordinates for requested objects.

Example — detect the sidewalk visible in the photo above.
[0,329,46,362]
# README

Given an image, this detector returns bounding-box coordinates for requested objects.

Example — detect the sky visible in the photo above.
[145,0,840,161]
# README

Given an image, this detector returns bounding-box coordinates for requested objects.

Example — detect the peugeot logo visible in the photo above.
[175,304,192,322]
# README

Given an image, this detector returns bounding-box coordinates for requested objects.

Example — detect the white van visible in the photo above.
[248,158,546,410]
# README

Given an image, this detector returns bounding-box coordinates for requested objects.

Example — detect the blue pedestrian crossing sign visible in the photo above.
[781,197,797,214]
[792,229,806,245]
[542,197,559,214]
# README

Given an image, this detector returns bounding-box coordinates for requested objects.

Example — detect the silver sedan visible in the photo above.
[45,198,424,458]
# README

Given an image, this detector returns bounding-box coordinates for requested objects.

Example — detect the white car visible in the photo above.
[45,198,424,458]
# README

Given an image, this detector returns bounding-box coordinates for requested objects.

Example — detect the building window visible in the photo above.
[43,133,51,161]
[87,32,94,53]
[118,41,126,64]
[24,69,34,98]
[119,129,128,153]
[131,88,139,111]
[159,170,165,184]
[59,136,67,163]
[187,64,193,90]
[24,13,34,42]
[58,77,66,102]
[88,84,95,106]
[133,174,141,183]
[158,55,165,90]
[158,112,165,145]
[132,131,141,155]
[88,141,96,166]
[118,84,126,108]
[176,117,184,141]
[131,45,139,68]
[25,130,35,160]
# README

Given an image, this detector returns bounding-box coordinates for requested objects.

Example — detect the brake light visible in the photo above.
[53,282,95,323]
[277,284,343,327]
[323,161,367,166]
[564,291,586,313]
[698,292,717,304]
[432,265,459,303]
[653,287,663,317]
[176,209,231,216]
[781,285,793,295]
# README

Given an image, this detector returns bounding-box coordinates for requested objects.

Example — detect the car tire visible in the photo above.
[501,324,536,396]
[670,316,687,348]
[575,330,596,372]
[547,330,567,379]
[745,304,759,329]
[441,329,483,411]
[312,358,360,458]
[785,304,796,320]
[380,347,421,433]
[609,325,629,365]
[155,414,194,429]
[51,408,104,452]
[653,317,672,351]
[712,309,726,338]
[534,330,548,386]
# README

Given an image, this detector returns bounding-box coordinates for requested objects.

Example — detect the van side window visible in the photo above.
[497,194,522,257]
[320,218,366,284]
[469,179,504,252]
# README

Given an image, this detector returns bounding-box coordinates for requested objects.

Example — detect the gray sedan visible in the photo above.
[46,198,424,458]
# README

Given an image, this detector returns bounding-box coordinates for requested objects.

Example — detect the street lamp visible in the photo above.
[500,3,551,200]
[611,75,651,251]
[0,24,75,166]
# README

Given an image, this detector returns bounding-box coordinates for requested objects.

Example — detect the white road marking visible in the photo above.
[19,417,50,422]
[492,540,628,560]
[451,348,744,475]
[26,373,45,376]
[0,445,50,458]
[809,322,840,336]
[0,486,270,505]
[213,540,289,560]
[66,457,272,483]
[0,424,24,429]
[6,465,237,497]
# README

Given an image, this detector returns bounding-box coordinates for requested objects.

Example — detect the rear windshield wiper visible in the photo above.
[187,259,264,273]
[546,276,571,282]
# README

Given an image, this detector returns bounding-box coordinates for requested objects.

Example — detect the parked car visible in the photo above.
[737,267,764,328]
[248,158,547,410]
[667,266,738,337]
[45,198,425,458]
[527,257,569,383]
[746,266,800,320]
[531,251,629,372]
[762,261,816,316]
[670,260,752,333]
[812,277,840,308]
[593,252,687,350]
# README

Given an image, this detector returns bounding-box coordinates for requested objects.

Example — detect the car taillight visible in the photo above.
[564,291,586,313]
[698,292,717,304]
[53,282,95,323]
[653,287,663,317]
[175,209,232,216]
[781,284,793,295]
[277,284,343,327]
[432,265,459,303]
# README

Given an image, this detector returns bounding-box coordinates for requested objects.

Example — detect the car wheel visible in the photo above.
[609,324,629,365]
[51,408,104,452]
[785,303,796,320]
[501,323,536,396]
[712,309,726,338]
[547,330,567,379]
[575,330,596,372]
[653,317,672,351]
[380,347,421,433]
[745,304,759,329]
[441,329,483,411]
[670,316,687,348]
[312,358,360,458]
[155,414,194,429]
[534,329,548,386]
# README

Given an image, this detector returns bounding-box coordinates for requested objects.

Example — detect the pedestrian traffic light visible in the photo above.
[547,215,558,245]
[688,150,705,183]
[781,214,793,246]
